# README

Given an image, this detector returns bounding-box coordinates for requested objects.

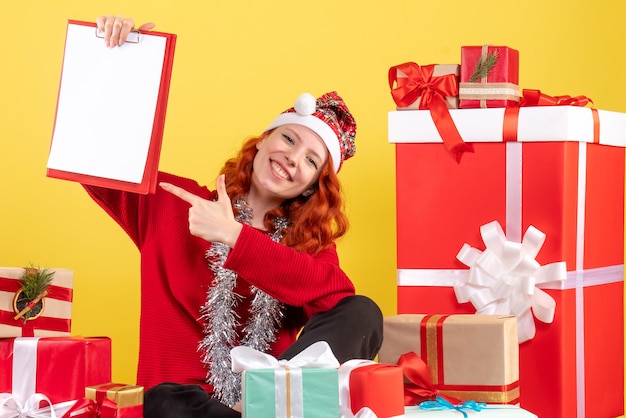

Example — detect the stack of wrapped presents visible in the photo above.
[0,266,143,417]
[387,45,625,417]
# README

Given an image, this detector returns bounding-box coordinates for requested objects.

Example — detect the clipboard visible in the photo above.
[46,20,177,194]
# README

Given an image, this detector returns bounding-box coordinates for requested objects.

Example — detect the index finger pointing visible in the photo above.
[160,182,202,204]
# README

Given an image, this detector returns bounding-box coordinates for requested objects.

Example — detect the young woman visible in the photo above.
[91,15,383,418]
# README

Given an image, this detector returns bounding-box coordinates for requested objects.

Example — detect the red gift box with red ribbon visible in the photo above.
[339,361,405,417]
[459,45,519,108]
[387,104,625,418]
[0,336,112,409]
[0,267,73,337]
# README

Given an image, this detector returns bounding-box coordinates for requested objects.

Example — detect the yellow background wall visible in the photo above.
[3,0,625,412]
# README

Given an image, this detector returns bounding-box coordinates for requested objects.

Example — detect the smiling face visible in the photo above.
[250,124,329,205]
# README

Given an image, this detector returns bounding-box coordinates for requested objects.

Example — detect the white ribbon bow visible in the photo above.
[455,220,567,343]
[231,341,340,417]
[0,393,76,418]
[231,340,340,372]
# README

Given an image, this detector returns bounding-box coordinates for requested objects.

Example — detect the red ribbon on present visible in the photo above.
[92,383,143,418]
[60,398,99,418]
[0,311,71,336]
[62,395,142,418]
[519,89,593,107]
[397,351,462,406]
[0,275,73,336]
[0,277,73,302]
[389,62,474,162]
[503,89,599,143]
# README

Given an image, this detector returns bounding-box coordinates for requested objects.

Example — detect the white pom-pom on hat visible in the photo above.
[294,92,317,116]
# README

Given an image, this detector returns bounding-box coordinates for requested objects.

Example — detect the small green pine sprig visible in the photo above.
[20,264,54,301]
[469,50,499,82]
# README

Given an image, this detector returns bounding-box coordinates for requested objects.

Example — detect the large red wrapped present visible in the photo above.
[0,336,112,413]
[0,267,73,337]
[388,105,625,418]
[378,314,519,405]
[338,360,405,417]
[459,45,519,108]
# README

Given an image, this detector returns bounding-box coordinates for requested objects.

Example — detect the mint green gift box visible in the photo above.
[231,341,341,418]
[241,367,339,418]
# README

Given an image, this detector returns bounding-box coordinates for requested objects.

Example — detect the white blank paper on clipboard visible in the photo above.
[47,21,176,193]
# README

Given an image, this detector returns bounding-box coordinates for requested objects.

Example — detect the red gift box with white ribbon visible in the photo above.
[388,104,625,418]
[0,336,112,415]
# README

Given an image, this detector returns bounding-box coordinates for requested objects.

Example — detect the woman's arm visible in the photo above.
[224,224,356,317]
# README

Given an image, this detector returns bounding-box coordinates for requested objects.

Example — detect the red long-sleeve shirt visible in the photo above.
[84,171,355,393]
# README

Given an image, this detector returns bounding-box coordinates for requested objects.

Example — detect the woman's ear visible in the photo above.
[256,137,267,150]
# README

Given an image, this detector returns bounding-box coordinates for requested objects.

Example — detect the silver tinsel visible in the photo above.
[198,196,288,407]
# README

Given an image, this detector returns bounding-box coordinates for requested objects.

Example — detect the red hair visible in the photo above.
[219,134,349,255]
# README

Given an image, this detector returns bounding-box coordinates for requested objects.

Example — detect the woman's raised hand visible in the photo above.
[95,15,156,48]
[160,175,243,248]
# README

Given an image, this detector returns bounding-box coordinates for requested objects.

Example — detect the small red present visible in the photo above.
[339,360,404,417]
[459,45,519,108]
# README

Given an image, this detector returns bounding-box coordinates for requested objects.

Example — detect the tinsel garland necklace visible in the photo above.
[198,195,289,407]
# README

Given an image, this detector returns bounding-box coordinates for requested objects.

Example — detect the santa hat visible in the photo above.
[265,91,357,173]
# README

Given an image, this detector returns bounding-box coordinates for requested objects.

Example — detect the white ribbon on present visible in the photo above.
[0,338,77,418]
[0,394,76,418]
[454,220,567,343]
[338,359,377,418]
[231,341,340,418]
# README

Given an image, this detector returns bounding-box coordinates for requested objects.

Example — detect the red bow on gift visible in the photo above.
[503,89,598,143]
[389,62,474,162]
[397,351,462,407]
[519,89,593,107]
